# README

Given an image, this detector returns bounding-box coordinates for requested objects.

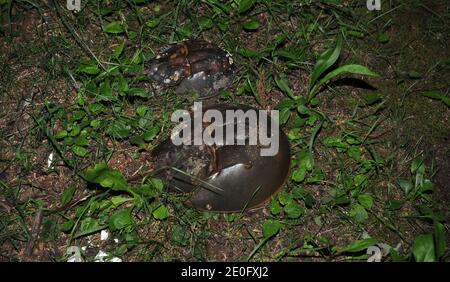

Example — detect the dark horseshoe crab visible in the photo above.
[151,103,291,212]
[146,39,235,98]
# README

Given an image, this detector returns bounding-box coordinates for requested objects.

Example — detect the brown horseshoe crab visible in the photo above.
[146,39,235,98]
[151,103,291,212]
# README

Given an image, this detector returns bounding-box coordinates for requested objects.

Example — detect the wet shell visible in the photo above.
[151,103,291,212]
[147,39,235,98]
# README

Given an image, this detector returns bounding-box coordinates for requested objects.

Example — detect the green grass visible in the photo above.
[0,0,448,262]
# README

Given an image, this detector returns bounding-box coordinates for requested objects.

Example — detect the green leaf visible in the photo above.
[418,179,433,194]
[270,198,282,215]
[349,204,368,223]
[262,220,282,239]
[358,193,373,210]
[126,88,149,98]
[310,37,342,90]
[54,130,68,139]
[284,202,304,219]
[347,146,361,160]
[238,0,256,13]
[172,225,190,246]
[318,64,379,88]
[145,18,160,28]
[135,105,148,117]
[336,238,377,254]
[238,47,259,58]
[97,80,117,102]
[243,18,260,31]
[153,205,169,220]
[109,208,133,231]
[279,108,291,125]
[72,145,88,157]
[434,221,446,257]
[422,91,450,108]
[323,136,347,149]
[412,234,436,262]
[143,126,160,141]
[377,32,390,43]
[150,178,164,192]
[74,217,104,238]
[441,96,450,107]
[198,16,213,30]
[61,186,76,206]
[291,166,307,182]
[364,93,383,105]
[107,119,131,139]
[275,77,294,98]
[422,90,444,100]
[77,60,100,75]
[83,163,128,191]
[104,21,125,34]
[111,42,125,58]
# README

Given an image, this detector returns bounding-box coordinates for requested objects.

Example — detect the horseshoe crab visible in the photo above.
[151,103,291,212]
[146,39,235,98]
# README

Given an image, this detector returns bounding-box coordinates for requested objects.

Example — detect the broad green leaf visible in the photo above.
[348,146,361,160]
[323,136,347,149]
[104,21,125,34]
[143,126,160,141]
[136,105,148,117]
[262,220,282,239]
[291,166,307,182]
[172,225,190,246]
[77,60,100,75]
[61,186,76,206]
[354,174,368,188]
[284,202,304,219]
[74,217,104,238]
[107,119,131,139]
[364,93,383,105]
[109,208,133,231]
[145,18,160,28]
[198,16,213,30]
[336,238,377,254]
[275,77,294,98]
[350,204,368,223]
[317,64,379,89]
[110,195,131,207]
[270,198,282,215]
[153,205,169,220]
[412,234,436,262]
[54,130,68,139]
[97,80,117,102]
[277,192,293,206]
[279,108,291,125]
[418,179,433,194]
[72,145,88,157]
[111,42,125,58]
[243,19,260,31]
[434,221,446,257]
[377,32,390,43]
[238,0,256,13]
[84,163,128,191]
[150,178,164,192]
[358,193,373,210]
